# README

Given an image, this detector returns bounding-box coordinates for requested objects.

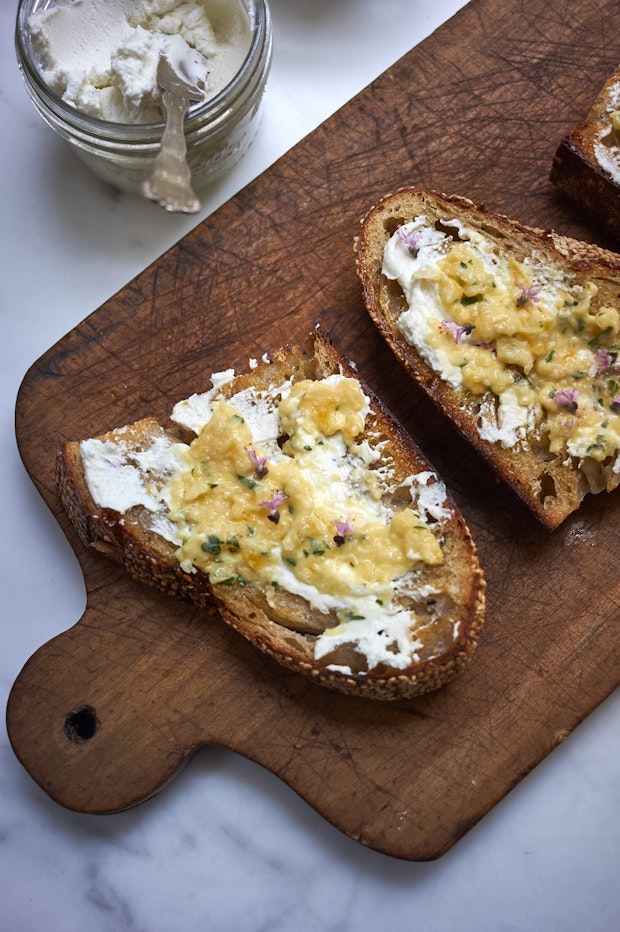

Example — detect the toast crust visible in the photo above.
[56,330,485,701]
[356,188,620,529]
[550,66,620,240]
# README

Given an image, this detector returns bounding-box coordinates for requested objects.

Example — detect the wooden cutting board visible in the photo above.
[8,0,620,861]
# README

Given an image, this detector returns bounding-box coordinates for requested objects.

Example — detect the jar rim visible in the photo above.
[15,0,270,143]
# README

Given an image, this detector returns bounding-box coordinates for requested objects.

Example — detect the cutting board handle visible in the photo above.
[6,602,211,813]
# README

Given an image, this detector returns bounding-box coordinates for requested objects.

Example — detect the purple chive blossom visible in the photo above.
[595,348,617,373]
[516,283,543,307]
[397,226,424,257]
[440,321,475,344]
[259,490,287,524]
[611,393,620,412]
[553,388,580,411]
[247,447,269,478]
[333,518,354,546]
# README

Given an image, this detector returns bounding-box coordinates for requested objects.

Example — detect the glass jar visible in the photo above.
[15,0,272,196]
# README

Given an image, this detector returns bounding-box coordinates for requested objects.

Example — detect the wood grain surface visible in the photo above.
[8,0,620,860]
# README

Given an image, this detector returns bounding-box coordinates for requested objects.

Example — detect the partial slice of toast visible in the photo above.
[356,188,620,529]
[550,66,620,241]
[56,330,485,700]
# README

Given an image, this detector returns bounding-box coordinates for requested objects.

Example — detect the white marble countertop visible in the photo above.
[2,2,619,930]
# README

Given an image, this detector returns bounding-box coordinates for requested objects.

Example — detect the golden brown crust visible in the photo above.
[355,187,620,530]
[56,330,485,701]
[550,66,620,241]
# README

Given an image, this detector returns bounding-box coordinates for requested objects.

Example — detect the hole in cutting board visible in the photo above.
[64,706,99,743]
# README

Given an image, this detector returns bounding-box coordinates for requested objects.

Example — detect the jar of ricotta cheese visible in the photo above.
[15,0,272,197]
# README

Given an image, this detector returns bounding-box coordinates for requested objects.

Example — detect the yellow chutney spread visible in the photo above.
[79,368,458,673]
[383,218,620,463]
[166,376,441,614]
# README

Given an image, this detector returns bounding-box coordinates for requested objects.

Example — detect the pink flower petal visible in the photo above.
[517,283,543,307]
[247,447,269,477]
[595,348,615,373]
[259,491,287,514]
[397,227,423,257]
[553,389,579,410]
[440,321,474,344]
[334,518,354,538]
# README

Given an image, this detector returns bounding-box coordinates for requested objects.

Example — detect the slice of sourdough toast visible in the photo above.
[550,66,620,241]
[56,330,485,700]
[355,188,620,530]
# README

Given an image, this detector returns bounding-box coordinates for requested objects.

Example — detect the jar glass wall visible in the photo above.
[15,0,272,196]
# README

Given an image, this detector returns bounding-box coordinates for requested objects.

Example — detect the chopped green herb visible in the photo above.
[238,475,257,489]
[219,575,246,586]
[201,535,221,555]
[460,294,482,307]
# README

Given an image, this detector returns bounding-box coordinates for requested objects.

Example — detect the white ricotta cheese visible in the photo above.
[477,385,535,449]
[400,471,450,523]
[80,434,188,514]
[170,368,236,434]
[314,607,425,672]
[594,135,620,184]
[383,218,466,389]
[29,0,252,124]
